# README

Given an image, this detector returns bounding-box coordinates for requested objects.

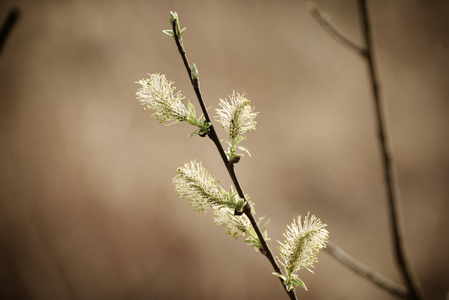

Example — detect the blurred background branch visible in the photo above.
[309,2,366,57]
[0,7,20,56]
[325,241,408,298]
[310,1,427,299]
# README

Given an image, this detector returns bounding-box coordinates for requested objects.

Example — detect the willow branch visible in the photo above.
[308,2,366,57]
[0,7,20,56]
[325,241,408,298]
[171,20,245,211]
[171,19,297,300]
[358,1,425,299]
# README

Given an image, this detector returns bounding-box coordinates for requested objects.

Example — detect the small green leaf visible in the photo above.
[162,29,174,37]
[191,63,199,79]
[247,228,258,239]
[189,129,201,137]
[237,146,251,157]
[232,135,245,145]
[221,140,232,146]
[187,102,196,116]
[272,272,286,281]
[169,11,178,23]
[262,218,270,232]
[180,27,187,37]
[292,277,308,291]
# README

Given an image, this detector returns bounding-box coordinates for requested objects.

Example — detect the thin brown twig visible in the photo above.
[358,1,425,299]
[171,19,298,300]
[325,241,408,298]
[308,2,366,57]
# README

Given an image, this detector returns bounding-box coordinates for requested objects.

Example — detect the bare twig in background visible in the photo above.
[325,241,408,298]
[308,2,366,57]
[0,7,20,56]
[358,1,425,299]
[310,1,427,299]
[171,19,298,300]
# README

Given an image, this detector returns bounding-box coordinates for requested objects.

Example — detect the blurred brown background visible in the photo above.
[0,0,448,299]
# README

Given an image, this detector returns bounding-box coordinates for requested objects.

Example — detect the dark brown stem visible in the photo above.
[0,7,20,56]
[325,241,408,298]
[358,1,425,299]
[171,19,297,300]
[171,21,246,212]
[244,204,298,300]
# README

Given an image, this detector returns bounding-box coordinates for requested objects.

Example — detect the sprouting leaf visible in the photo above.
[169,11,178,23]
[189,129,201,137]
[237,146,251,157]
[191,63,199,79]
[291,277,308,291]
[180,27,187,37]
[187,102,196,116]
[162,29,174,37]
[272,272,286,281]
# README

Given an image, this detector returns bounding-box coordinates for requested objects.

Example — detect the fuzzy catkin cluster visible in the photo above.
[173,161,224,213]
[273,213,329,291]
[173,161,259,244]
[279,213,328,274]
[136,73,188,125]
[216,91,258,139]
[214,207,252,239]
